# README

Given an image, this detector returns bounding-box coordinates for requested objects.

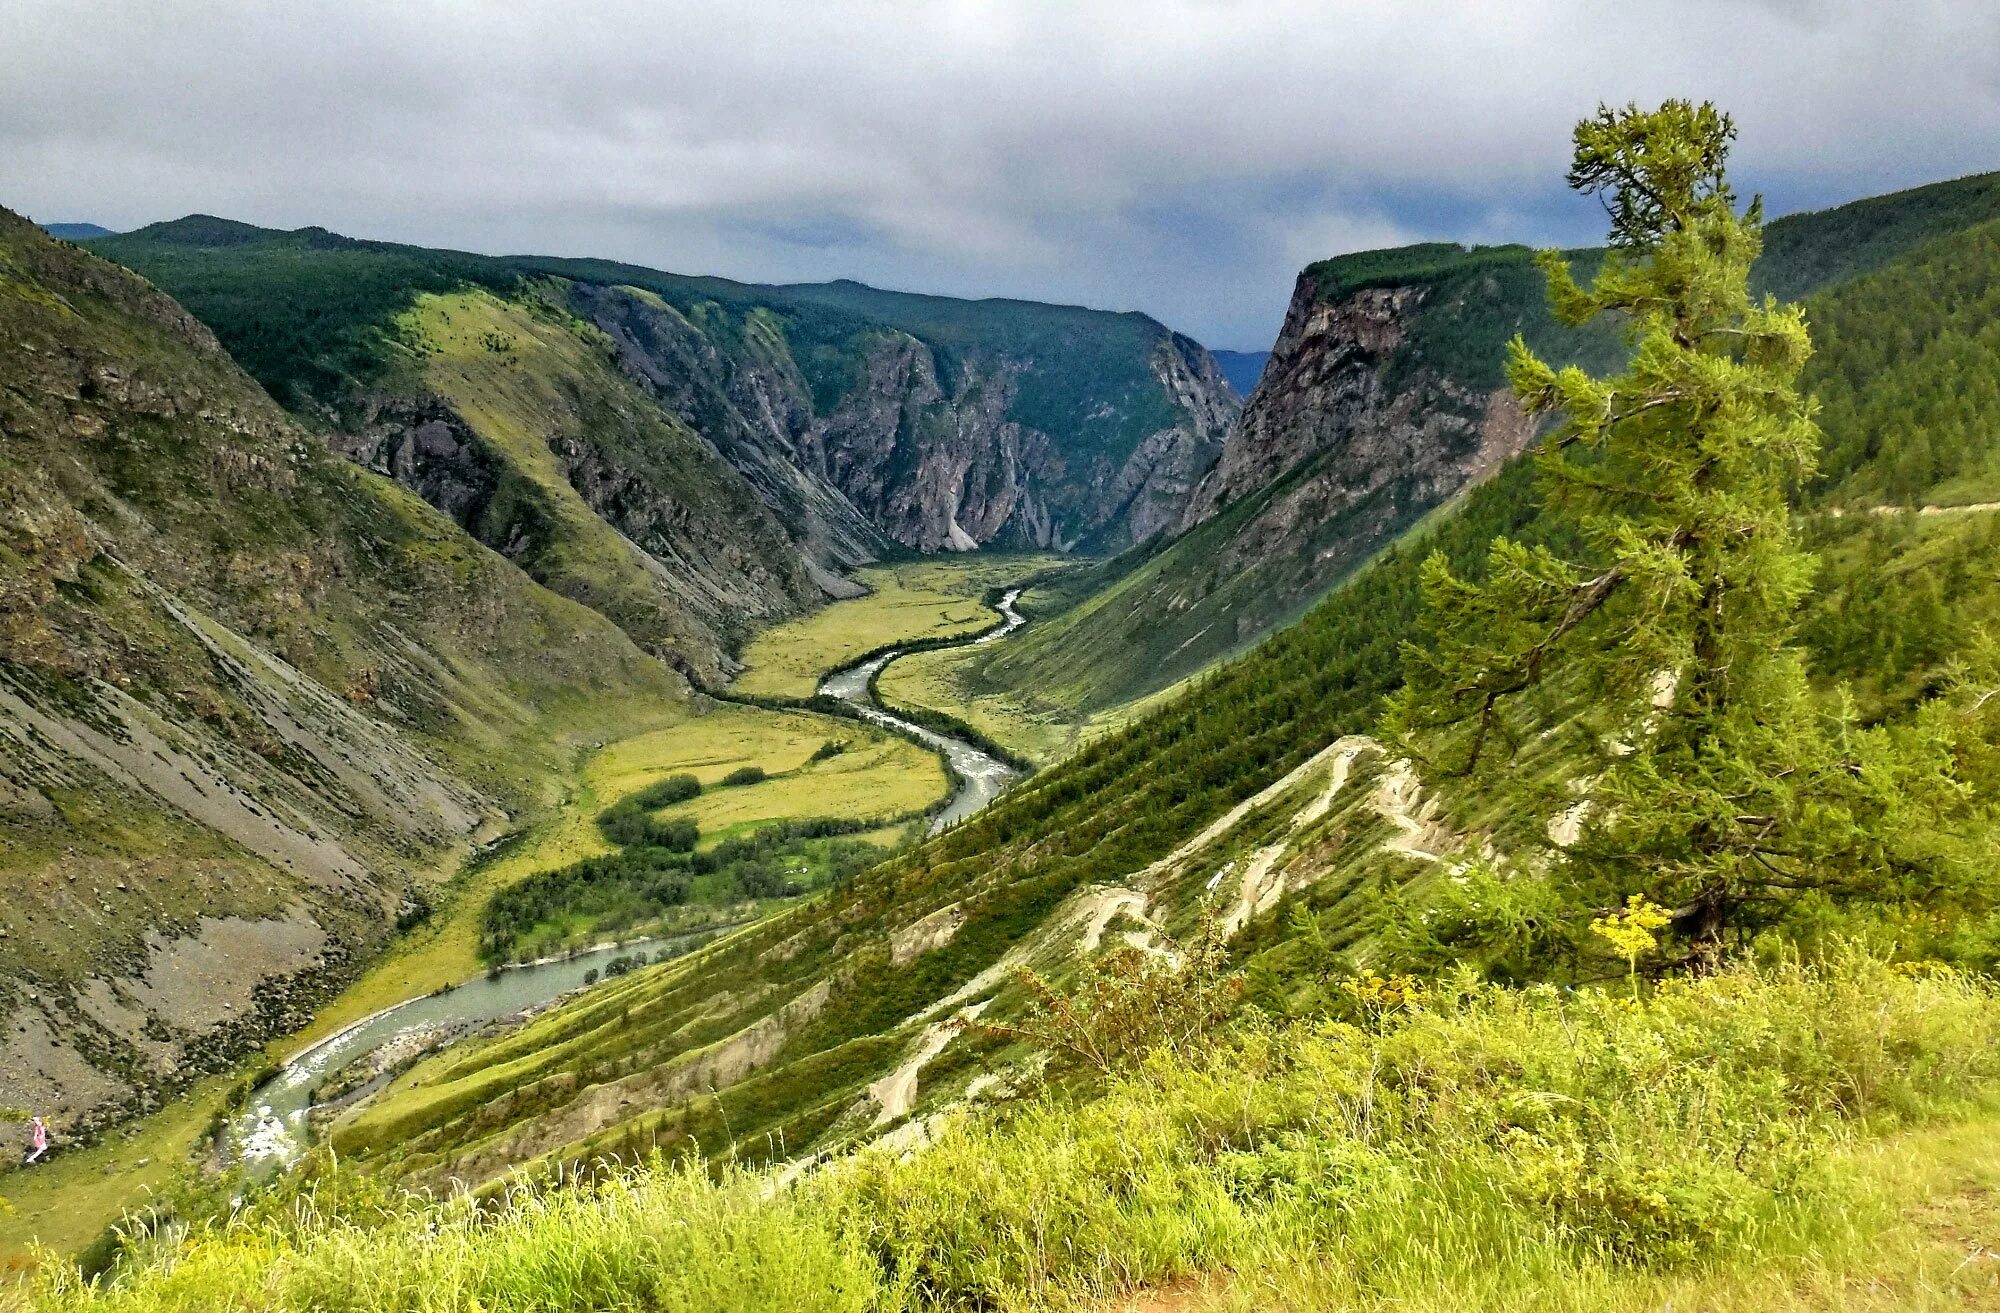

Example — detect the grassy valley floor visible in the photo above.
[768,554,1181,766]
[0,701,939,1265]
[285,702,939,1045]
[0,705,935,1265]
[731,556,1063,699]
[876,643,1193,765]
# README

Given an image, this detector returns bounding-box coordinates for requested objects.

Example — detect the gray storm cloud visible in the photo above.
[4,0,1996,347]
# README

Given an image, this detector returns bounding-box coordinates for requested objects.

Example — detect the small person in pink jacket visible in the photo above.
[22,1115,48,1165]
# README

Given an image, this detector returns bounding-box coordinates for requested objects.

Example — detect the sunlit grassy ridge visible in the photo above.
[399,287,822,672]
[30,956,2000,1311]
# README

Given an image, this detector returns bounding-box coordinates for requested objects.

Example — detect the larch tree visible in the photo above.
[1384,101,1975,957]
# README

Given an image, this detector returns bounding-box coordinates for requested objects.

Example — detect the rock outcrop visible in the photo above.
[1181,278,1534,534]
[1095,336,1237,545]
[965,251,1563,716]
[330,396,532,553]
[572,282,885,586]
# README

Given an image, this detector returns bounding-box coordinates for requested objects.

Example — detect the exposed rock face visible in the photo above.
[572,283,884,586]
[549,431,822,632]
[1097,336,1237,545]
[791,329,1237,554]
[802,337,1053,552]
[1180,280,1531,534]
[330,396,537,555]
[576,285,1237,557]
[965,266,1546,716]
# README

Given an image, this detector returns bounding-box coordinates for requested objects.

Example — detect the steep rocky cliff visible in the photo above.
[963,244,1604,715]
[0,209,679,1136]
[570,282,883,588]
[1180,274,1540,530]
[1104,334,1238,543]
[566,272,1239,556]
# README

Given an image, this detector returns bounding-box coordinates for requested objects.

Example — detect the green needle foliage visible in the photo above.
[1386,101,1984,956]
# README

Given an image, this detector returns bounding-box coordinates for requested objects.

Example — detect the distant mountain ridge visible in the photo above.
[88,220,1238,598]
[36,221,114,239]
[1210,348,1270,397]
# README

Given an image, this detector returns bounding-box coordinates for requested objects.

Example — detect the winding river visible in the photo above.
[232,588,1030,1163]
[818,587,1027,832]
[234,928,719,1166]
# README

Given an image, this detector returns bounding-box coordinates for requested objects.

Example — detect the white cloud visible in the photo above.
[3,0,1995,346]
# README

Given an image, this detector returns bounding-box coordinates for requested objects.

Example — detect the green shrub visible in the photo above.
[632,774,702,807]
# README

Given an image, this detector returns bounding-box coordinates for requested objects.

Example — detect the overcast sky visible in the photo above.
[5,1,1997,349]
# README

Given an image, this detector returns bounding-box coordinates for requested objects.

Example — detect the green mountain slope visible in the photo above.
[87,220,838,682]
[1797,214,2000,721]
[89,220,1237,590]
[961,171,2000,719]
[1807,215,2000,506]
[1753,168,2000,302]
[318,181,2000,1195]
[0,207,682,1138]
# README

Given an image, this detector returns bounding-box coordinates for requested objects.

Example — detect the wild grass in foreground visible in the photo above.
[26,953,2000,1312]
